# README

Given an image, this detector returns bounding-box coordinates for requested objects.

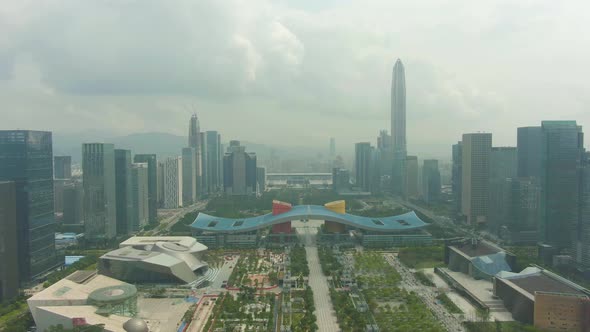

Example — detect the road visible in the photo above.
[146,200,208,236]
[384,254,465,332]
[297,226,340,332]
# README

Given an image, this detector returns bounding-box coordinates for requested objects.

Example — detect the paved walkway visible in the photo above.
[298,226,340,332]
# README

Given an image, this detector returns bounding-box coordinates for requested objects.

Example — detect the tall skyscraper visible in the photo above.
[188,114,202,197]
[332,168,351,193]
[461,133,492,224]
[422,159,441,203]
[452,142,463,213]
[0,130,59,280]
[256,166,266,194]
[355,142,373,192]
[182,147,197,205]
[54,156,72,179]
[130,163,149,232]
[62,181,83,225]
[0,181,18,301]
[162,157,183,209]
[329,137,336,157]
[82,143,117,241]
[114,149,132,236]
[517,126,542,180]
[406,156,419,198]
[540,121,583,249]
[391,59,407,196]
[201,131,222,195]
[133,154,157,223]
[223,141,257,195]
[491,147,518,181]
[376,130,393,191]
[576,152,590,268]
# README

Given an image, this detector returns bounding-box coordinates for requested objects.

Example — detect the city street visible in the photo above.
[384,254,466,332]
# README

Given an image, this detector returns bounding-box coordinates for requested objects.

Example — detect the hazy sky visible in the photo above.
[1,0,589,159]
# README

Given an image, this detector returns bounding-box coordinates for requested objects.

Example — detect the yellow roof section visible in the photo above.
[324,200,345,214]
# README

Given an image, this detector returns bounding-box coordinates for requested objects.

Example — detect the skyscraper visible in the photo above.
[355,142,373,192]
[461,133,492,224]
[576,152,590,268]
[115,149,132,236]
[256,166,266,194]
[133,154,157,224]
[182,147,197,205]
[162,156,183,209]
[329,137,336,157]
[0,130,59,280]
[54,156,72,179]
[422,159,441,203]
[223,141,257,195]
[0,181,18,301]
[391,59,407,196]
[406,156,419,198]
[62,181,83,225]
[540,121,583,249]
[517,126,542,180]
[452,142,463,212]
[82,143,117,241]
[130,163,149,232]
[201,131,222,195]
[491,147,518,181]
[188,114,202,197]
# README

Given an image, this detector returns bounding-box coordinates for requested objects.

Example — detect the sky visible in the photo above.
[1,0,589,159]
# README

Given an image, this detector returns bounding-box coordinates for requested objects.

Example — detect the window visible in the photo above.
[372,219,384,226]
[208,221,218,227]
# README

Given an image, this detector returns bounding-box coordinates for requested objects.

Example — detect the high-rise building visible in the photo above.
[53,178,68,214]
[406,156,419,198]
[0,130,59,280]
[452,142,463,212]
[62,181,83,225]
[355,142,373,192]
[82,143,117,241]
[188,114,202,197]
[182,147,197,205]
[157,161,164,208]
[162,157,183,209]
[332,168,351,193]
[133,154,157,223]
[517,126,542,180]
[54,156,72,179]
[130,163,149,233]
[491,147,518,181]
[223,141,257,196]
[115,149,132,236]
[256,167,266,194]
[201,131,222,195]
[510,177,540,232]
[391,59,407,196]
[461,133,492,224]
[540,121,584,249]
[576,152,590,268]
[488,147,518,234]
[0,181,18,301]
[376,130,393,191]
[422,159,441,203]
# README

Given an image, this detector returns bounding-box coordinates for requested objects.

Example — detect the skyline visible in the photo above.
[1,1,589,157]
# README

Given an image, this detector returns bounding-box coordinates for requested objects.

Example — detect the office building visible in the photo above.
[256,166,266,194]
[517,126,542,180]
[332,168,350,193]
[182,147,197,205]
[491,147,518,181]
[115,149,132,236]
[355,142,373,192]
[452,142,463,212]
[201,131,222,195]
[82,143,117,241]
[391,59,407,196]
[488,147,518,234]
[406,156,419,198]
[53,178,68,214]
[223,141,257,196]
[422,159,441,203]
[63,181,83,225]
[540,121,583,249]
[0,131,59,281]
[54,156,72,179]
[574,152,590,269]
[133,154,157,224]
[461,133,492,224]
[188,114,202,197]
[0,181,18,301]
[129,163,149,233]
[162,157,183,209]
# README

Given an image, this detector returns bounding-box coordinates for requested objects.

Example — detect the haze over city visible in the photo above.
[2,0,590,159]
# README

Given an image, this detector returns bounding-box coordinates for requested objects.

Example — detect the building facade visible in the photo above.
[223,141,257,195]
[406,156,419,198]
[115,149,132,236]
[54,156,72,179]
[162,157,183,209]
[130,163,149,233]
[256,166,266,194]
[63,181,83,225]
[461,133,492,224]
[452,142,463,213]
[0,181,19,301]
[391,59,407,197]
[201,131,222,195]
[188,114,202,197]
[133,154,157,224]
[422,159,441,203]
[0,130,59,281]
[82,143,117,241]
[355,142,373,192]
[517,126,543,180]
[182,147,197,205]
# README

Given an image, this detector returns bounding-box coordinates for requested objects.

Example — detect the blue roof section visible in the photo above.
[189,205,428,233]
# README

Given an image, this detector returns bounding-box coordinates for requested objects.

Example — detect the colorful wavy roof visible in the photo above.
[189,204,428,233]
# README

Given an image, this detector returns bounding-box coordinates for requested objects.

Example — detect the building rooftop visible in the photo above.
[450,240,503,258]
[497,267,588,298]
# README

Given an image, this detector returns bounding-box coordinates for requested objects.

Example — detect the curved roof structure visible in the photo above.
[190,204,428,233]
